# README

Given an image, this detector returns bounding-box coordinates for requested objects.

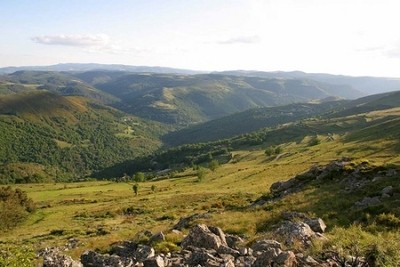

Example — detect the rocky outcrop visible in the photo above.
[40,224,315,267]
[181,224,227,250]
[40,247,83,267]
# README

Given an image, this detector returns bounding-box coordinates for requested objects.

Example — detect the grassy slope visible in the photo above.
[0,91,168,182]
[2,105,400,260]
[162,101,347,146]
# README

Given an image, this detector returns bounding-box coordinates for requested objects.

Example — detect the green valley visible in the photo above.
[1,68,400,265]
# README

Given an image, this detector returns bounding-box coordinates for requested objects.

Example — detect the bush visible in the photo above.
[208,160,219,171]
[308,136,321,146]
[0,186,35,230]
[197,167,207,182]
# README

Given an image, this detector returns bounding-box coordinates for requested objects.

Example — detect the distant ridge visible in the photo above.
[217,70,400,95]
[0,63,205,75]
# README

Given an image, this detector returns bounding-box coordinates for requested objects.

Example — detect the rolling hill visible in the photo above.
[0,91,168,183]
[219,70,400,95]
[76,72,363,125]
[162,101,347,146]
[1,70,364,126]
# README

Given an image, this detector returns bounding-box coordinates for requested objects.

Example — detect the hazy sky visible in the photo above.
[1,0,400,76]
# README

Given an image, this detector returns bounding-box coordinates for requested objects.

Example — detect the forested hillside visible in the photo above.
[0,91,167,183]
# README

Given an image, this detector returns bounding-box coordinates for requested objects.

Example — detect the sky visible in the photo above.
[1,0,400,77]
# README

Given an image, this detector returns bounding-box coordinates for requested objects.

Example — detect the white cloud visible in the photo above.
[31,34,142,55]
[218,35,261,45]
[31,34,110,47]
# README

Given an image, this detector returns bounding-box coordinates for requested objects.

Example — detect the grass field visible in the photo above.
[2,127,400,263]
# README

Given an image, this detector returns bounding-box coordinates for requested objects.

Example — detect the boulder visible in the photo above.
[173,213,211,230]
[275,251,297,267]
[80,250,134,267]
[110,241,138,258]
[135,245,155,262]
[217,245,241,258]
[187,247,221,266]
[225,234,244,249]
[251,239,282,252]
[382,186,394,195]
[355,196,381,207]
[42,248,82,267]
[181,224,227,250]
[143,255,165,267]
[304,218,327,233]
[275,221,316,246]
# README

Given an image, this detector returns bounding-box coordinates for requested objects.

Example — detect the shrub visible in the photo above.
[208,160,219,171]
[308,136,321,146]
[0,186,35,230]
[197,167,207,182]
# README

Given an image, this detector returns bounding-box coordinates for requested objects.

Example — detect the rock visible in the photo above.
[223,258,235,267]
[270,179,297,194]
[275,251,297,266]
[251,239,282,252]
[217,245,241,258]
[382,186,393,195]
[80,250,134,267]
[355,196,381,207]
[187,247,221,266]
[110,241,138,258]
[275,221,316,246]
[304,218,327,233]
[235,255,257,267]
[42,248,82,267]
[135,245,155,262]
[281,211,307,221]
[149,232,166,244]
[225,234,244,249]
[282,212,327,233]
[143,255,165,267]
[252,251,273,267]
[181,224,227,250]
[208,226,227,246]
[173,213,211,230]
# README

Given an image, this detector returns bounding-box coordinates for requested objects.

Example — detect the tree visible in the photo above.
[0,187,35,230]
[134,172,145,183]
[208,159,219,171]
[132,183,139,196]
[197,167,207,182]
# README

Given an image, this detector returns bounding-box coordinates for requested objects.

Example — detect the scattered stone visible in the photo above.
[80,250,134,267]
[217,245,240,258]
[304,218,327,233]
[225,234,244,249]
[251,239,282,252]
[173,213,211,230]
[355,196,381,207]
[149,232,166,244]
[382,186,394,195]
[110,241,138,258]
[275,251,297,266]
[143,255,165,267]
[135,245,155,261]
[181,224,227,250]
[275,221,316,246]
[41,247,82,267]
